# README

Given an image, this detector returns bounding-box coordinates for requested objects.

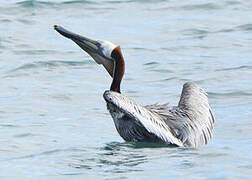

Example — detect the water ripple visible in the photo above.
[0,124,18,128]
[15,0,96,10]
[225,0,241,6]
[69,142,150,173]
[0,148,66,161]
[62,0,96,5]
[236,24,252,32]
[181,3,221,11]
[71,142,180,174]
[183,24,252,37]
[143,61,159,66]
[9,60,93,72]
[208,91,252,99]
[13,50,58,55]
[215,28,235,33]
[183,29,209,35]
[14,133,35,138]
[216,65,252,71]
[129,0,167,3]
[182,28,209,39]
[239,165,252,170]
[16,0,57,8]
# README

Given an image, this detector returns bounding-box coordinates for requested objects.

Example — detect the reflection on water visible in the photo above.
[70,142,181,174]
[70,142,147,174]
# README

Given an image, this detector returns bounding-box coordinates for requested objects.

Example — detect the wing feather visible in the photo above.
[104,82,214,148]
[146,82,214,147]
[104,91,184,146]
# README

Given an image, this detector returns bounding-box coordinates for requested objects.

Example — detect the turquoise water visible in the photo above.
[1,0,252,179]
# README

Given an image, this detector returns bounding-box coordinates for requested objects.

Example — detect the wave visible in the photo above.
[236,24,252,32]
[216,65,252,72]
[181,3,221,11]
[208,91,252,99]
[9,60,93,72]
[16,0,94,8]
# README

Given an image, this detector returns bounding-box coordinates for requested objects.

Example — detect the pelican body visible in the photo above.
[54,25,215,148]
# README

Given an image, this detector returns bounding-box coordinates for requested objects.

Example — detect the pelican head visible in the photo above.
[54,25,119,78]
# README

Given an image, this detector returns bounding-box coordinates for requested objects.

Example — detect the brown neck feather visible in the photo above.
[110,46,125,93]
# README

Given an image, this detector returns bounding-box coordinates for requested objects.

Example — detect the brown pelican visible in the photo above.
[54,25,215,148]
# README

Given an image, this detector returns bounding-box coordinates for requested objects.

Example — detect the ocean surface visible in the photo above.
[0,0,252,179]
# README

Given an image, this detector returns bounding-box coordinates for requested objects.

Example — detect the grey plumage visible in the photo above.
[53,26,214,148]
[104,82,214,148]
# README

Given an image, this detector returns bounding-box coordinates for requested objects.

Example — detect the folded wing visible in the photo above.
[146,82,214,147]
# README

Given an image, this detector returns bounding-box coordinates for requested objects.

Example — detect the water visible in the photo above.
[1,0,252,179]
